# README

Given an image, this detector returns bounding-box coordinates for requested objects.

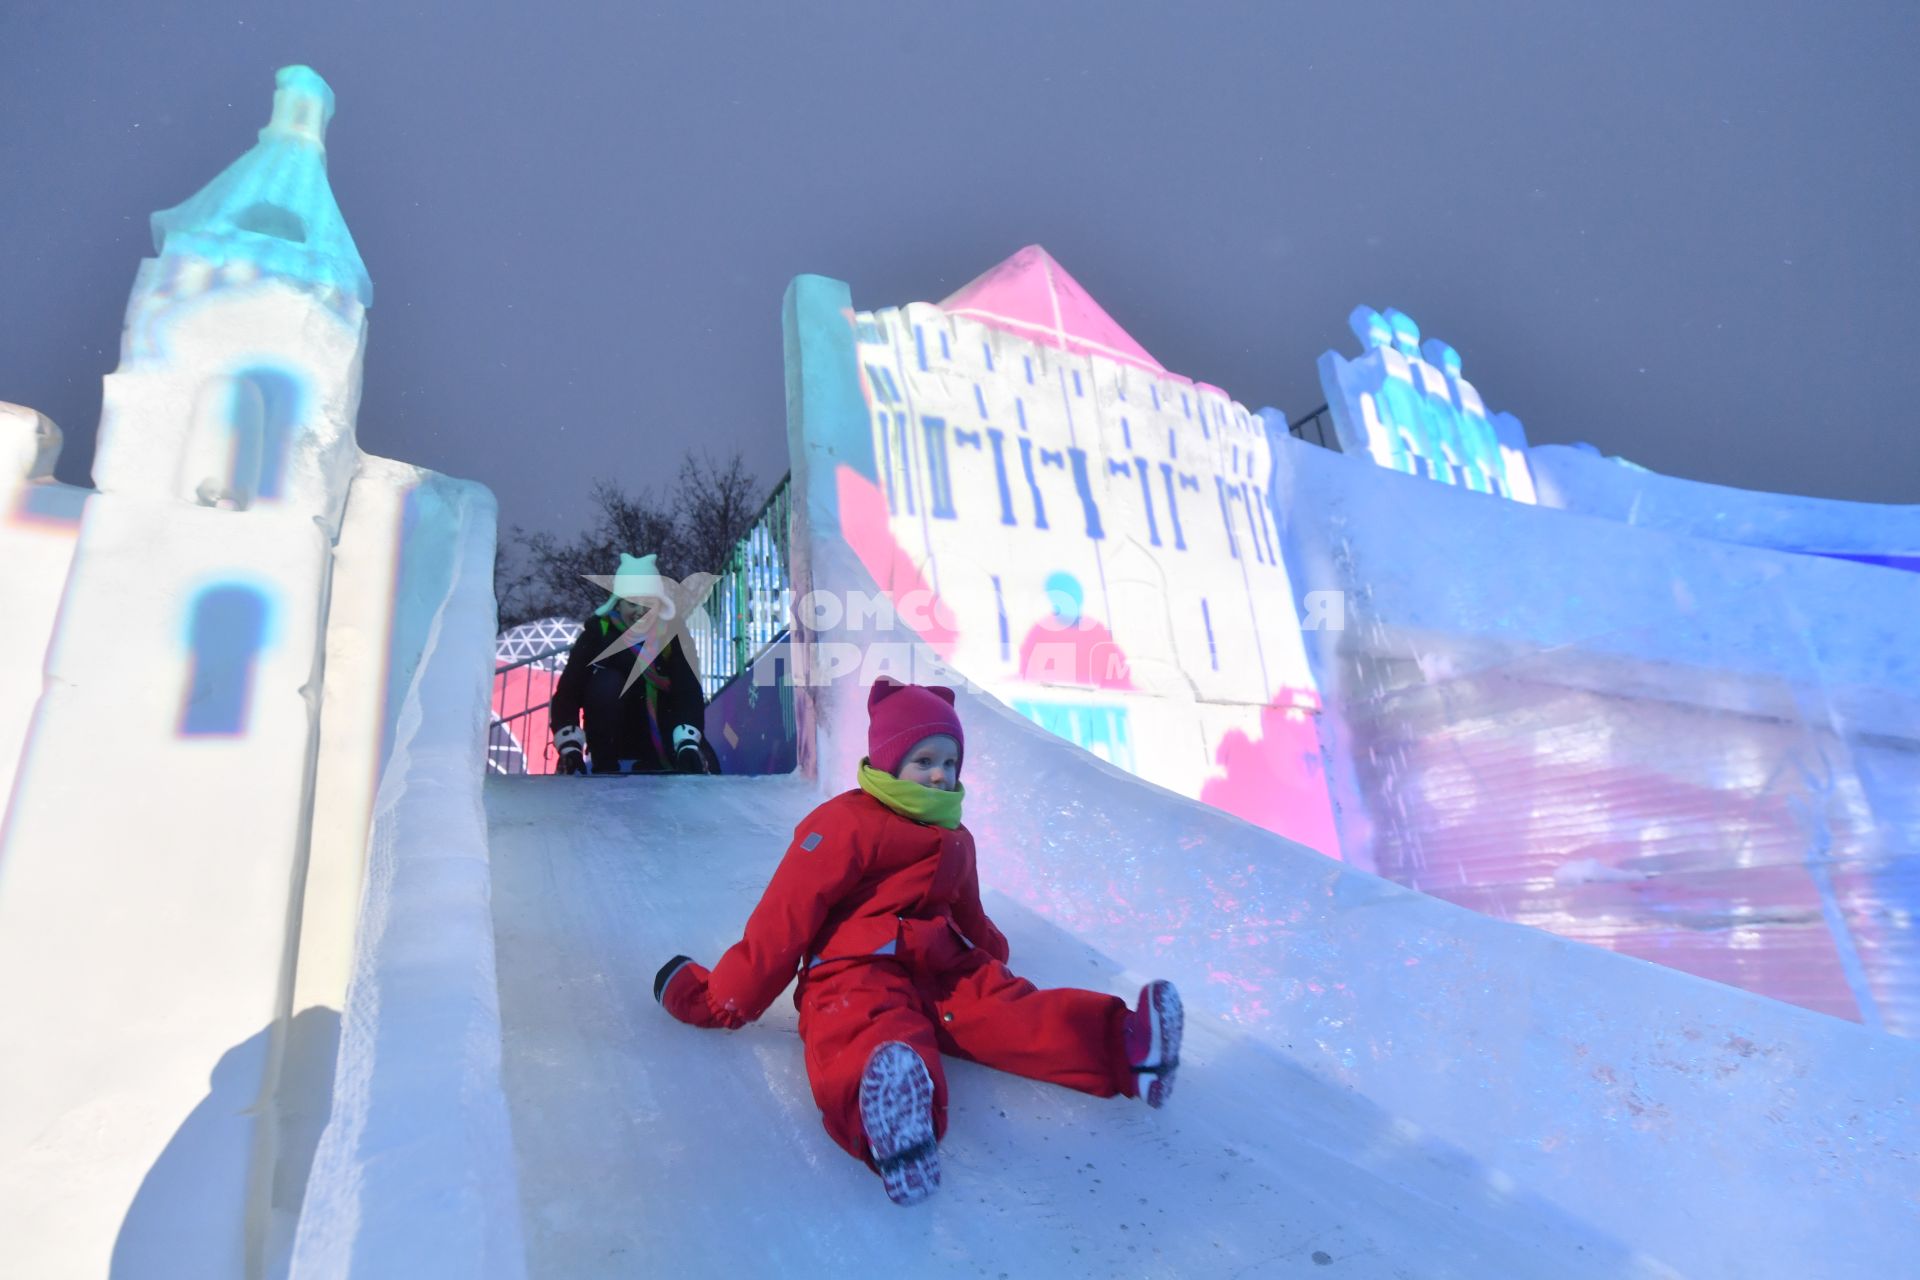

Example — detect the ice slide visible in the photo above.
[490,772,1627,1278]
[354,256,1920,1276]
[4,66,1915,1277]
[484,682,1916,1278]
[506,264,1920,1265]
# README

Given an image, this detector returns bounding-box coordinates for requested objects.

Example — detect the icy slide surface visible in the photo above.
[488,777,1644,1279]
[486,699,1916,1279]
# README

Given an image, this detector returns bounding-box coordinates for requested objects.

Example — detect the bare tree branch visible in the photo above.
[495,448,766,630]
[675,450,762,577]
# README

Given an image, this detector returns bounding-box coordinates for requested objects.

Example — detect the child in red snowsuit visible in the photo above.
[654,678,1182,1206]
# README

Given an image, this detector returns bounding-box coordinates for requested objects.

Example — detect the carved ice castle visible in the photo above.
[0,66,499,1269]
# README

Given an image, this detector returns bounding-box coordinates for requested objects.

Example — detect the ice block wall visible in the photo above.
[783,271,1920,1278]
[0,403,88,793]
[1529,441,1920,572]
[0,68,520,1278]
[0,66,372,1274]
[1265,422,1920,1036]
[290,472,524,1280]
[790,251,1338,853]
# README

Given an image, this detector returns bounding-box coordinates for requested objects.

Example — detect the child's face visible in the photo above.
[896,734,961,791]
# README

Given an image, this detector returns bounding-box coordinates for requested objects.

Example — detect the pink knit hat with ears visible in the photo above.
[867,678,965,776]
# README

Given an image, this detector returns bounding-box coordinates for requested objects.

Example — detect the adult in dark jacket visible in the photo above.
[550,553,715,775]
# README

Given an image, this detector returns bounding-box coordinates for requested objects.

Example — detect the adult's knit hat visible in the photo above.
[595,552,673,618]
[867,678,964,776]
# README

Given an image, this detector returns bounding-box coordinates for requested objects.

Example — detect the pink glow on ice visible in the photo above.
[834,464,961,656]
[939,245,1169,376]
[1016,616,1135,689]
[1373,714,1874,1024]
[8,485,86,531]
[1200,690,1343,857]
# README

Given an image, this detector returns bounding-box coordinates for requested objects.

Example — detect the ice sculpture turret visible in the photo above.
[0,66,450,1277]
[148,65,371,309]
[1318,303,1537,504]
[93,64,368,535]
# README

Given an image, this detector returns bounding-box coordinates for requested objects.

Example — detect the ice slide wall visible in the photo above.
[0,69,522,1278]
[285,472,523,1280]
[0,404,88,796]
[1529,440,1920,571]
[782,272,1920,1277]
[796,257,1920,1032]
[1298,316,1920,1034]
[809,249,1337,854]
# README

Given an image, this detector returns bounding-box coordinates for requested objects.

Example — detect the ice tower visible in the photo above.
[98,63,371,520]
[0,68,502,1277]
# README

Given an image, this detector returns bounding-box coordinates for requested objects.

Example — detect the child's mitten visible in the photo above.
[655,955,724,1027]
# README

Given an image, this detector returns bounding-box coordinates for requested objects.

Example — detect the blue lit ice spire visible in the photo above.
[1318,304,1540,504]
[149,66,372,308]
[1423,337,1507,498]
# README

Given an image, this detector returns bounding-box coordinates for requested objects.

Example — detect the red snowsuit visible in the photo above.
[659,788,1136,1163]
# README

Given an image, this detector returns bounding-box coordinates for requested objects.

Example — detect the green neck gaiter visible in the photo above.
[858,759,964,829]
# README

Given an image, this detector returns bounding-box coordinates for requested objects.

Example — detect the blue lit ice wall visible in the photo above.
[1262,423,1920,1036]
[1316,306,1537,502]
[1530,441,1920,574]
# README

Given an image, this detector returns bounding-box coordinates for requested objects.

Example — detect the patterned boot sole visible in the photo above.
[860,1041,940,1206]
[1138,980,1184,1109]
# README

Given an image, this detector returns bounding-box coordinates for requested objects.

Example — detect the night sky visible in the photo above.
[4,2,1916,538]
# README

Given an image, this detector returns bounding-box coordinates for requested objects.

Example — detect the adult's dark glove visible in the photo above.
[654,955,727,1028]
[554,725,587,775]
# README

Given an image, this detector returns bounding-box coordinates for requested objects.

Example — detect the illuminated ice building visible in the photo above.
[777,252,1920,1039]
[2,65,1916,1280]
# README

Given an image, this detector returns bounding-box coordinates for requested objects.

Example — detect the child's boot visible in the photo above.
[1122,980,1183,1108]
[859,1041,940,1206]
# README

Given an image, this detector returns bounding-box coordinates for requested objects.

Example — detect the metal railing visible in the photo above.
[487,643,571,775]
[488,474,794,776]
[1289,403,1341,451]
[687,474,792,699]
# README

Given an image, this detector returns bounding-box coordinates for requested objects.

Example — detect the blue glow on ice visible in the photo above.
[1007,697,1135,771]
[150,66,372,307]
[1317,305,1536,503]
[178,583,272,737]
[230,365,307,500]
